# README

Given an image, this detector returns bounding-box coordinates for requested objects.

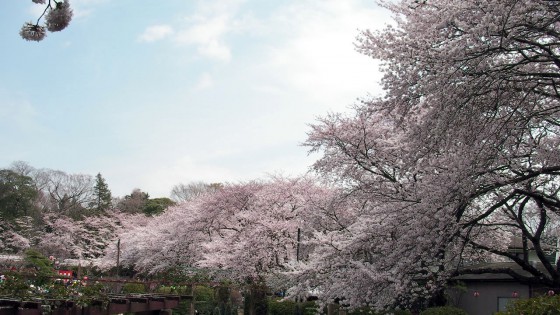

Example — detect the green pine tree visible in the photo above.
[92,173,112,212]
[0,169,38,219]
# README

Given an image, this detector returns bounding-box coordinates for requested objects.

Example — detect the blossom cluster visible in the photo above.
[20,0,73,41]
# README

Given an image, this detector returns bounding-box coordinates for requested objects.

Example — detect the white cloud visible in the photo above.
[243,0,390,113]
[254,0,390,107]
[133,0,255,62]
[138,24,174,43]
[174,15,232,61]
[193,73,214,91]
[198,40,231,61]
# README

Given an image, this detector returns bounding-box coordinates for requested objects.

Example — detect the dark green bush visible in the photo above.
[268,298,296,315]
[420,306,467,315]
[192,285,222,315]
[0,271,34,299]
[303,302,319,315]
[347,307,411,315]
[156,285,191,294]
[267,298,317,315]
[24,249,56,286]
[122,282,146,294]
[156,286,172,294]
[195,285,215,301]
[496,295,560,315]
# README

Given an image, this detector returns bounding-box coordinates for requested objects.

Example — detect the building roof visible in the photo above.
[453,261,551,281]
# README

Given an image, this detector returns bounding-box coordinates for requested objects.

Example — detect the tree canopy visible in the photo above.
[300,0,560,309]
[0,169,38,219]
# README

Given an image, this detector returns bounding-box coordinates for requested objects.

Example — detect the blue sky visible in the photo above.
[0,0,390,197]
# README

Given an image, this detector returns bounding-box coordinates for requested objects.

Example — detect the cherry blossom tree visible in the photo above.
[104,177,332,279]
[0,217,31,253]
[195,177,331,281]
[102,176,335,315]
[20,0,73,41]
[299,0,560,310]
[37,210,147,261]
[99,205,198,275]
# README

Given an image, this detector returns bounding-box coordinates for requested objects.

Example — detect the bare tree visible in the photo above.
[116,188,149,214]
[9,161,36,177]
[37,169,94,217]
[170,181,221,203]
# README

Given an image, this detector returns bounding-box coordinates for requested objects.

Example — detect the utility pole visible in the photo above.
[116,238,120,278]
[296,228,301,261]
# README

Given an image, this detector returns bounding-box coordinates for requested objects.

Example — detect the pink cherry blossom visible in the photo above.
[45,0,73,32]
[19,22,47,41]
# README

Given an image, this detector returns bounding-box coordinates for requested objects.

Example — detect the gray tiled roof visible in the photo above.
[453,261,551,281]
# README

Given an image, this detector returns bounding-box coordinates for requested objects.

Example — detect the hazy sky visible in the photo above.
[0,0,390,197]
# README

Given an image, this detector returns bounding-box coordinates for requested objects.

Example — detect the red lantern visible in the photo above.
[512,291,519,298]
[473,291,480,297]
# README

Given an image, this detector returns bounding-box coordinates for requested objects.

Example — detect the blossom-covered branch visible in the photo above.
[20,0,73,42]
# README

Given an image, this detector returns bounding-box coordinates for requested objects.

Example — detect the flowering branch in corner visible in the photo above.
[20,0,73,42]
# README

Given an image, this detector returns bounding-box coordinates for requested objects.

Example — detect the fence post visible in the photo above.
[190,283,195,315]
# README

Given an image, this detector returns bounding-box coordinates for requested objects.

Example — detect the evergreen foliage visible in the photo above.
[267,298,318,315]
[419,306,467,315]
[143,197,175,216]
[0,169,38,219]
[122,283,146,294]
[91,173,112,212]
[496,295,560,315]
[346,308,411,315]
[23,248,57,286]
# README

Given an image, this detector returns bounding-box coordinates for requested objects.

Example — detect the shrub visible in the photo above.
[420,306,467,315]
[194,285,217,315]
[122,283,146,294]
[268,298,296,315]
[24,249,57,286]
[347,307,411,315]
[496,295,560,315]
[268,298,318,315]
[0,271,33,299]
[156,285,191,294]
[194,285,215,301]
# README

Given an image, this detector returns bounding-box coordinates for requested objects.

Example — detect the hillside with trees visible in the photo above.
[0,161,174,260]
